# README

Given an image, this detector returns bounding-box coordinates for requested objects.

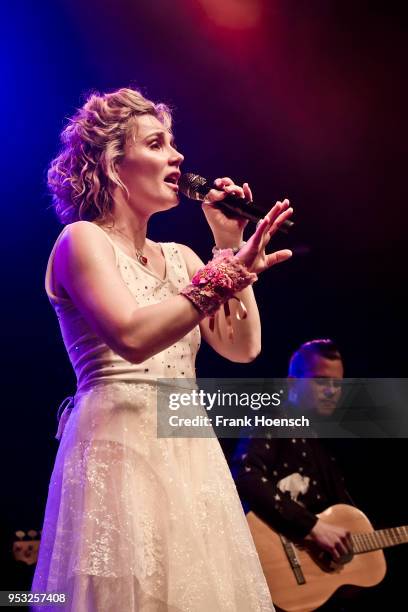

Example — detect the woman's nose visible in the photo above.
[170,147,184,165]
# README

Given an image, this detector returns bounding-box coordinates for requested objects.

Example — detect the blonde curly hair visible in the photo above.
[48,88,172,224]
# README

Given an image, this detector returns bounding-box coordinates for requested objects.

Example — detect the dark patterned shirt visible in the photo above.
[233,435,353,541]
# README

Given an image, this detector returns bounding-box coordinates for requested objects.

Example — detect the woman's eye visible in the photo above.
[150,141,161,149]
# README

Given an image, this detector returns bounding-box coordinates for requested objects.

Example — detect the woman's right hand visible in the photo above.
[236,200,294,274]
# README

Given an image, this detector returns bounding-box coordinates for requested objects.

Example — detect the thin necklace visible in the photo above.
[105,226,148,266]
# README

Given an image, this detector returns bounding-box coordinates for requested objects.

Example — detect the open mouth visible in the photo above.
[164,172,180,188]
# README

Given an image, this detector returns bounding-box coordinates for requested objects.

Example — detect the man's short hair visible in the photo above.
[289,339,342,377]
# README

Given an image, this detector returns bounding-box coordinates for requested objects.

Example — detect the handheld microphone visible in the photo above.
[179,173,294,233]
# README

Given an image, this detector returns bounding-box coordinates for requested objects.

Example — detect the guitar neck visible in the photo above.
[352,525,408,553]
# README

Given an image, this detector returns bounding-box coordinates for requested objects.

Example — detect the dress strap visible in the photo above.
[90,223,120,267]
[163,242,190,284]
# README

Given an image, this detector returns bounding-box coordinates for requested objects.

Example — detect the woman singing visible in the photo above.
[32,87,293,611]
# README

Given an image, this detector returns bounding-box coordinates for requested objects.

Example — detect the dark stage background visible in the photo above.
[1,0,407,607]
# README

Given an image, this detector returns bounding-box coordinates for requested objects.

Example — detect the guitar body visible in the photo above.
[247,504,387,612]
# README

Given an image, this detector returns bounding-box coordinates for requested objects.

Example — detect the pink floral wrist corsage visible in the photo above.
[181,249,257,318]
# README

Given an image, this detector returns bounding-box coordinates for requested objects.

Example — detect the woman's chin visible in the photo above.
[152,196,180,214]
[164,194,180,209]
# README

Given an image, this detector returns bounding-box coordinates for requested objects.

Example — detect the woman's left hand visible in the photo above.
[201,177,252,248]
[236,200,293,274]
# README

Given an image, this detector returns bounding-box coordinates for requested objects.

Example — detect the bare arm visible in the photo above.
[54,198,292,366]
[193,178,294,362]
[178,243,261,363]
[54,221,204,364]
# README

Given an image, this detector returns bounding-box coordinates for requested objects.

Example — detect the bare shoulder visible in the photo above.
[55,221,116,271]
[58,220,108,245]
[176,243,204,277]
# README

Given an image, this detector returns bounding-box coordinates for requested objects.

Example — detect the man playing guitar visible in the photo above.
[234,340,358,611]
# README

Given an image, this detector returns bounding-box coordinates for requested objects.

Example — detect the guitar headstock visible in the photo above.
[12,529,41,566]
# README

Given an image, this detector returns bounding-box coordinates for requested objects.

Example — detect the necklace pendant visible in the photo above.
[136,251,148,266]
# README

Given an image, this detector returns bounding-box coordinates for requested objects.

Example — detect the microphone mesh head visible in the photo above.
[179,173,209,200]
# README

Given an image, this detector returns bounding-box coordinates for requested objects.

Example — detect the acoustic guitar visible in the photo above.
[247,504,407,612]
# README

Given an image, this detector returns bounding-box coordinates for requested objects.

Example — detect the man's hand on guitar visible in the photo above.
[307,519,352,561]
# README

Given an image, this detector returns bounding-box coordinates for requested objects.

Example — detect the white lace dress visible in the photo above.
[32,222,274,611]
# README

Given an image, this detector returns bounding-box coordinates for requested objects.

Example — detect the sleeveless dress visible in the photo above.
[32,222,274,612]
